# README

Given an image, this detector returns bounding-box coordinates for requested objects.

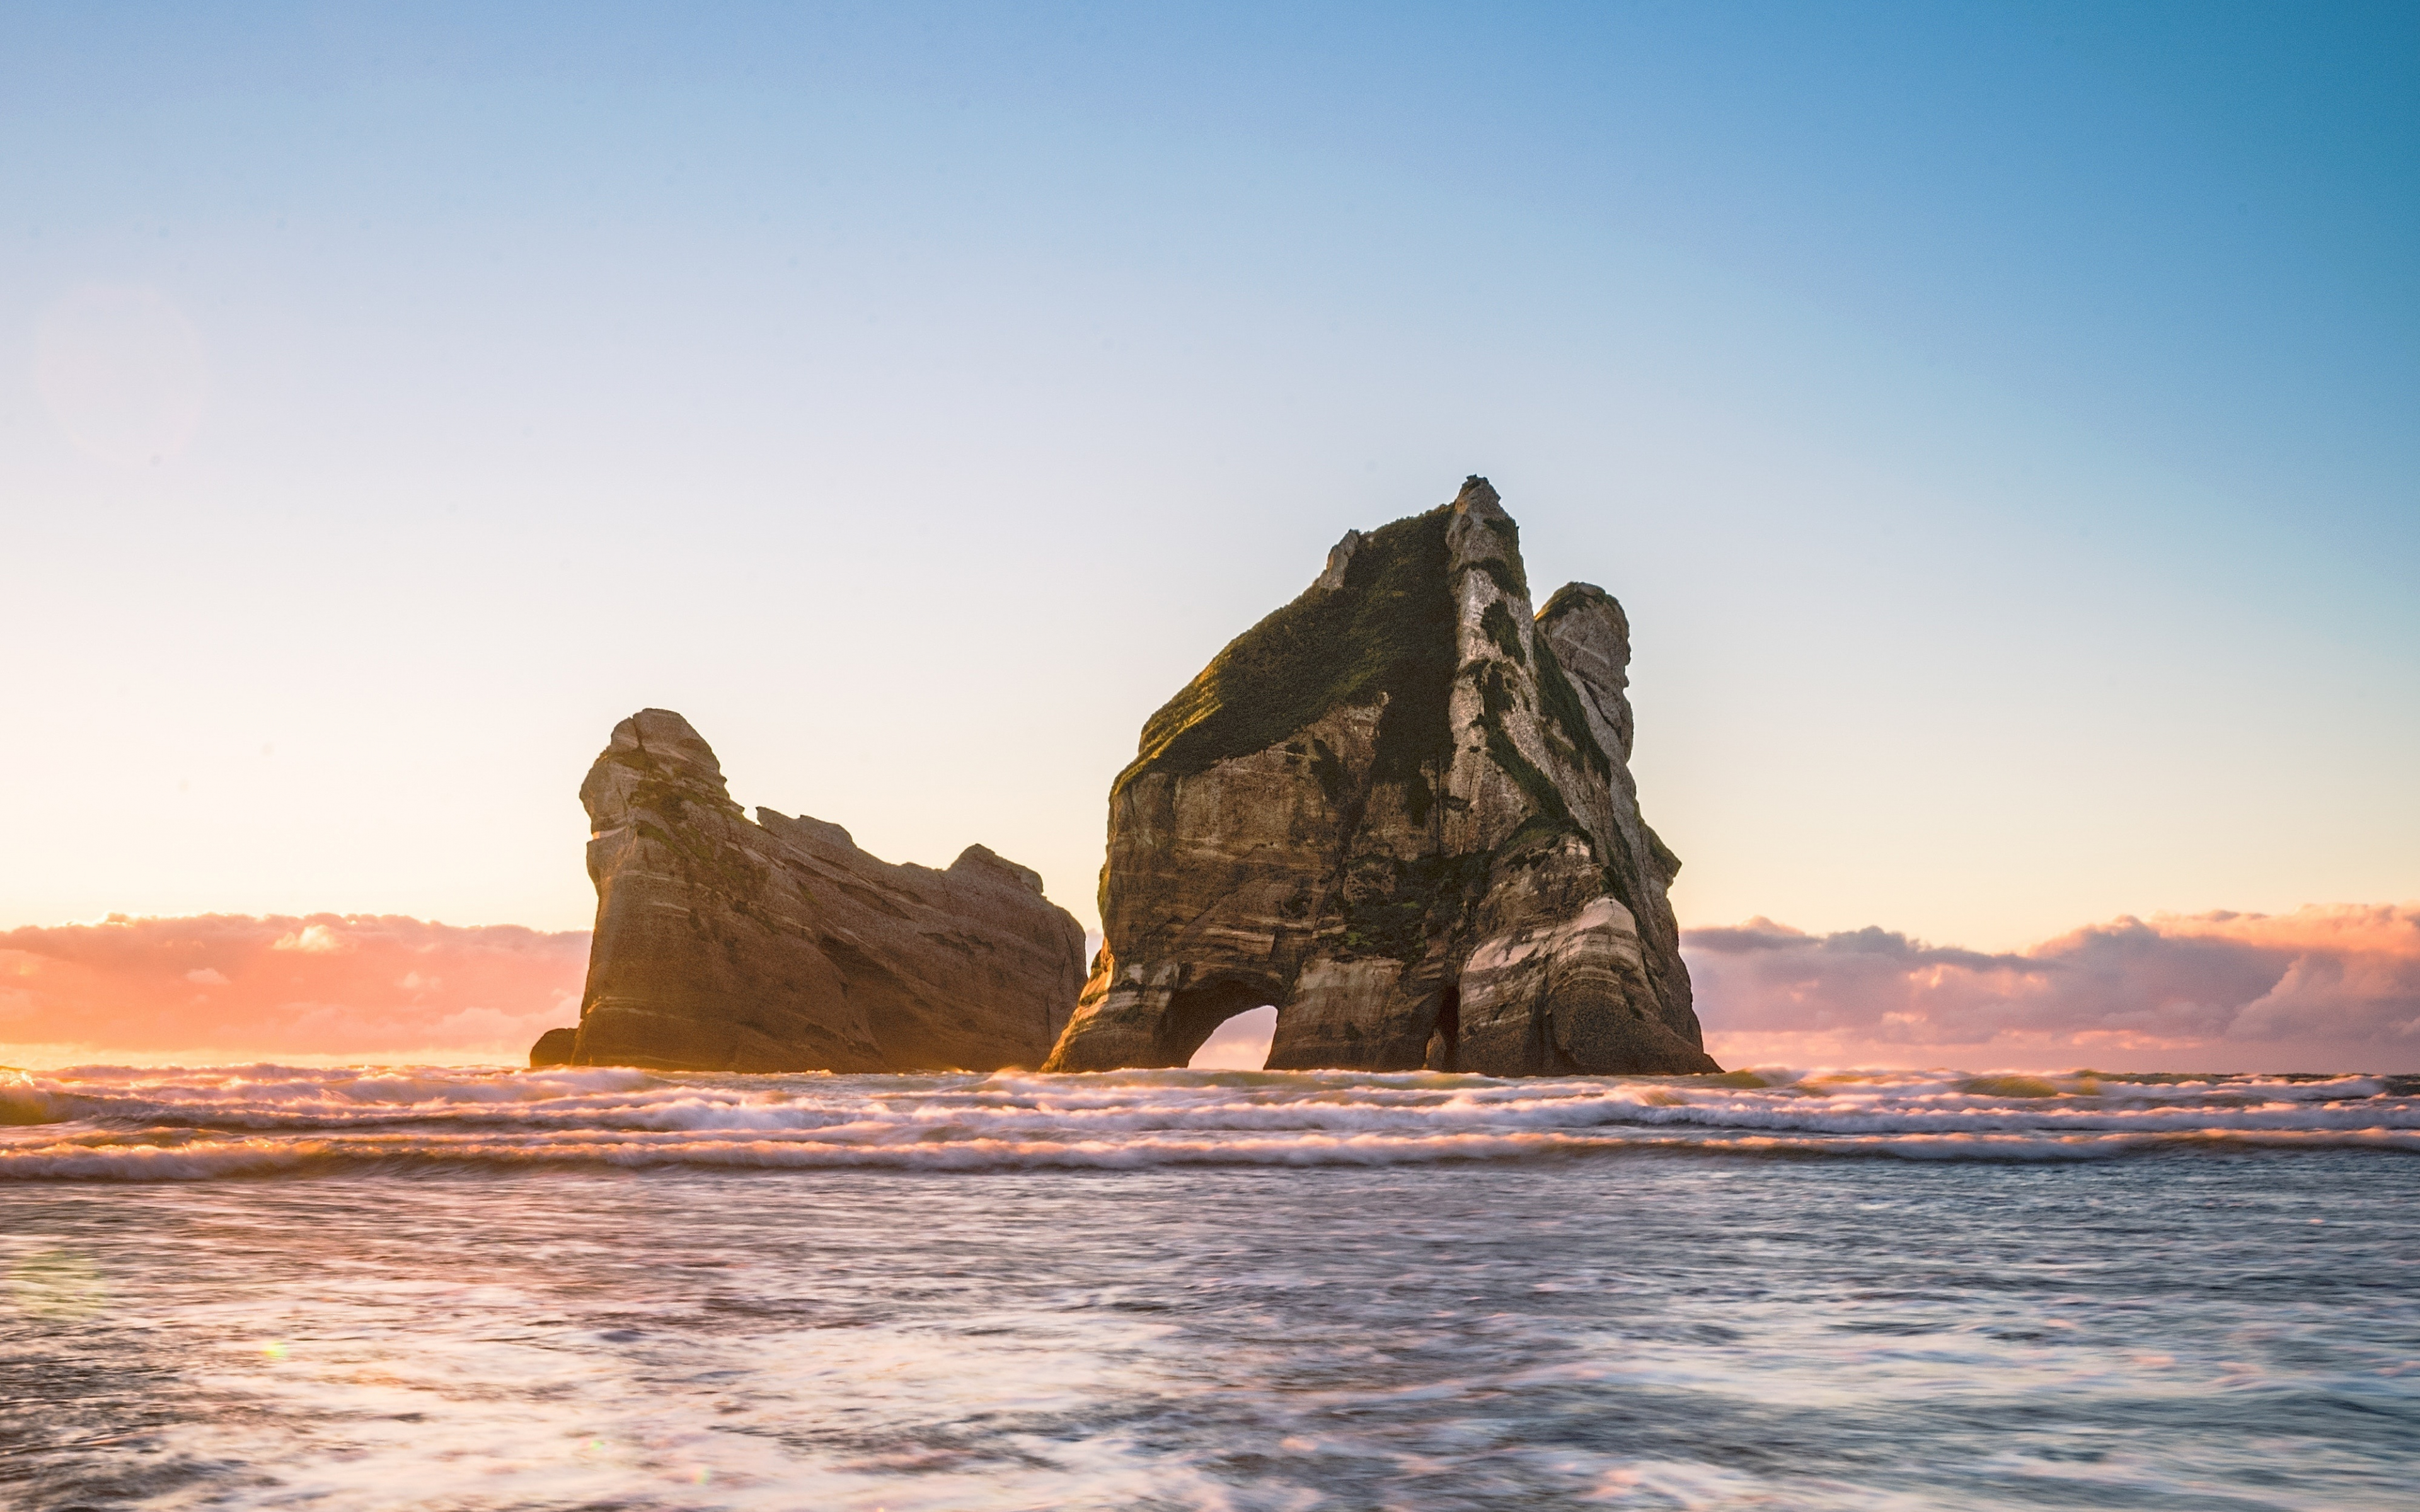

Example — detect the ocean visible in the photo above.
[3,1065,2414,1510]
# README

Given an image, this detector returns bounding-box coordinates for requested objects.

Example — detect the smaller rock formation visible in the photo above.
[539,709,1086,1073]
[528,1028,577,1068]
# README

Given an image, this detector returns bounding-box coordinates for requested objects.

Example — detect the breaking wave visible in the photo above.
[4,1062,2414,1181]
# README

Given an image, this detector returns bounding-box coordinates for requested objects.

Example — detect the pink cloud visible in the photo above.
[1685,904,2420,1072]
[0,914,587,1063]
[8,905,2415,1074]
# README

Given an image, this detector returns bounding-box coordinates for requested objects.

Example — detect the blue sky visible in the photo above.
[4,2,2414,947]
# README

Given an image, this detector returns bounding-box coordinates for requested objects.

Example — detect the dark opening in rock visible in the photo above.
[1157,977,1281,1067]
[1423,983,1462,1072]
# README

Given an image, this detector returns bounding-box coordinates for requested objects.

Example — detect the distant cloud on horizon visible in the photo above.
[6,905,2415,1073]
[0,914,586,1064]
[1686,904,2420,1073]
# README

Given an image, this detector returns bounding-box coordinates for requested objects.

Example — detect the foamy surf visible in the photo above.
[4,1063,2413,1179]
[8,1070,2414,1511]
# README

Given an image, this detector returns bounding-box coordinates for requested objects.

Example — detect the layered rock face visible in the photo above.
[542,710,1086,1073]
[1044,477,1716,1076]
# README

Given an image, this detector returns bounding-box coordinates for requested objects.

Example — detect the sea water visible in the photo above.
[3,1065,2414,1510]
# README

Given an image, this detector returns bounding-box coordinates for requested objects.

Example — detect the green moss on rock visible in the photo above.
[1480,599,1527,667]
[1309,738,1347,806]
[1339,850,1492,964]
[1118,505,1458,796]
[1531,637,1611,780]
[1535,580,1609,626]
[1475,662,1582,850]
[1460,556,1530,603]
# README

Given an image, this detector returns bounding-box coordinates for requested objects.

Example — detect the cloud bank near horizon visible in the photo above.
[1687,904,2420,1072]
[5,905,2415,1072]
[0,914,586,1064]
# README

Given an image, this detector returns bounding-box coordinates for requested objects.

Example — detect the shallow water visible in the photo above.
[4,1066,2416,1509]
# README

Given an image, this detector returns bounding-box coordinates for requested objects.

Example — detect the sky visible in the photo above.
[6,4,2416,1002]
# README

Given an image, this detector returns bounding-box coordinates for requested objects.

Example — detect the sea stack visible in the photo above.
[536,709,1086,1072]
[1044,476,1717,1075]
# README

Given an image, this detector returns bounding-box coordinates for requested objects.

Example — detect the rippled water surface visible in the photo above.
[4,1065,2416,1509]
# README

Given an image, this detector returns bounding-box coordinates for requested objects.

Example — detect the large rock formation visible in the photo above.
[1044,477,1717,1076]
[539,709,1086,1072]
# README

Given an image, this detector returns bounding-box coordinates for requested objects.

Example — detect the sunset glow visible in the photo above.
[10,905,2409,1074]
[1690,903,2420,1072]
[4,8,2414,1506]
[0,914,584,1065]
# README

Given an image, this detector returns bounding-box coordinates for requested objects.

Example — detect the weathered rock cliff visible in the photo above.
[1044,477,1716,1075]
[541,709,1086,1072]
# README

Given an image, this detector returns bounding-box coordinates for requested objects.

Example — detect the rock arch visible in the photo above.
[1044,478,1716,1077]
[1161,976,1284,1067]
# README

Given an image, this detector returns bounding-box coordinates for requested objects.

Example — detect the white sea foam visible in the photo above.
[8,1076,2413,1511]
[2,1063,2412,1180]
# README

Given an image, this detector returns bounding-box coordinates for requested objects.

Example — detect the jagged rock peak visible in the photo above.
[1536,583,1637,764]
[536,710,1086,1074]
[582,708,742,816]
[952,843,1047,895]
[1317,529,1363,591]
[1046,477,1713,1077]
